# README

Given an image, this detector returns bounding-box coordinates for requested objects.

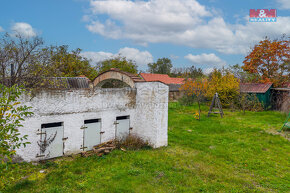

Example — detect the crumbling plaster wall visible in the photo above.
[17,82,168,162]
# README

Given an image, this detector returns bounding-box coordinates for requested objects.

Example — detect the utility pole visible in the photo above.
[10,63,15,86]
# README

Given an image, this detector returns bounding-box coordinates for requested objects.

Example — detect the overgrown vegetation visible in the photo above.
[0,33,98,88]
[1,103,288,192]
[180,68,240,111]
[114,134,152,150]
[46,45,98,80]
[97,56,138,74]
[0,84,32,163]
[234,93,264,113]
[178,94,196,106]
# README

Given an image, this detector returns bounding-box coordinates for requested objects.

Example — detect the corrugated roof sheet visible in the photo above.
[45,77,90,89]
[140,73,185,84]
[240,83,272,93]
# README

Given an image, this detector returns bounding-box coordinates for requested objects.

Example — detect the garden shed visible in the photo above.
[240,83,273,108]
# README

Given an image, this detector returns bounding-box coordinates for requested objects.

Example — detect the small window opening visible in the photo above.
[116,115,130,120]
[41,122,63,128]
[84,119,101,124]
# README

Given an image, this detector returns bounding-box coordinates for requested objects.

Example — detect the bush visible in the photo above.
[178,94,196,106]
[234,93,264,113]
[0,84,33,164]
[114,134,152,150]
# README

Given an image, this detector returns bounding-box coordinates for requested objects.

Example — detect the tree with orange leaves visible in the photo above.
[180,78,208,120]
[242,36,290,87]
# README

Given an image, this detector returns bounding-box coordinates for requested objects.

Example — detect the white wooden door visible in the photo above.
[84,119,101,150]
[41,123,64,159]
[116,116,130,139]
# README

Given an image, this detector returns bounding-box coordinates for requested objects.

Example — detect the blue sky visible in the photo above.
[0,0,289,73]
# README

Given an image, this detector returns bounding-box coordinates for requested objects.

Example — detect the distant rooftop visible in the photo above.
[240,83,272,93]
[140,73,185,85]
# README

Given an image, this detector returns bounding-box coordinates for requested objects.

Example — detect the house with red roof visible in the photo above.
[139,73,185,84]
[140,73,186,101]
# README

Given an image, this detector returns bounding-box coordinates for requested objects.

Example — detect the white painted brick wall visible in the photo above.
[16,82,168,162]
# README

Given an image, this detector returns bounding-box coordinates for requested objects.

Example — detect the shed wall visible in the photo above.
[16,83,168,162]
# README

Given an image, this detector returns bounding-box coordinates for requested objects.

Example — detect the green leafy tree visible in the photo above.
[0,84,33,163]
[171,66,204,78]
[148,57,172,74]
[171,67,184,77]
[47,45,98,80]
[188,66,204,79]
[97,56,138,74]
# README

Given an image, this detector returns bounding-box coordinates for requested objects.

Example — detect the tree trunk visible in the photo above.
[197,99,201,120]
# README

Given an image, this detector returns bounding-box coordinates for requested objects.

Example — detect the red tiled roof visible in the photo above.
[170,77,185,84]
[140,73,185,85]
[240,83,272,93]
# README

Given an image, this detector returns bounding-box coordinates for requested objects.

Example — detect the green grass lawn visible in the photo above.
[1,103,289,192]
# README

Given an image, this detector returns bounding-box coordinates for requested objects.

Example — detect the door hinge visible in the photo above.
[62,137,68,141]
[80,125,87,129]
[114,121,119,125]
[37,132,46,135]
[100,131,105,134]
[129,127,133,130]
[80,147,87,150]
[36,154,45,158]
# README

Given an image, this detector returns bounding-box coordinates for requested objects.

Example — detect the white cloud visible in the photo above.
[81,51,114,64]
[0,26,4,32]
[277,0,290,9]
[85,0,290,54]
[86,0,210,41]
[185,53,226,66]
[118,47,154,66]
[11,22,36,38]
[81,47,153,68]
